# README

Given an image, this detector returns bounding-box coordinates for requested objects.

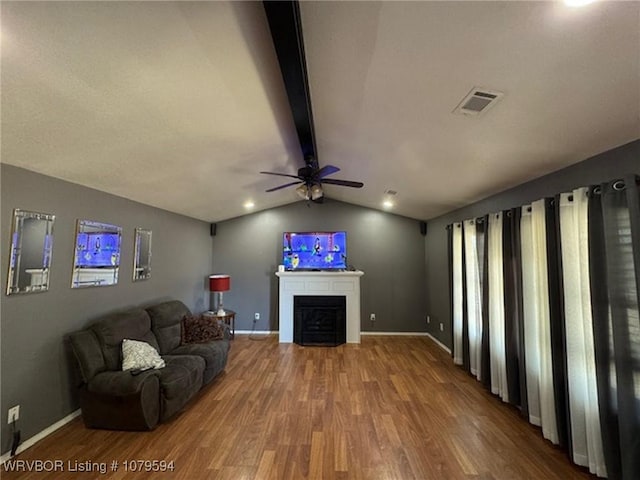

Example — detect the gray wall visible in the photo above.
[1,165,213,455]
[212,200,427,334]
[424,139,640,348]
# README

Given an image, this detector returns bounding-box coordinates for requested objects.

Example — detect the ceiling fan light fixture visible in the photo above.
[295,184,310,200]
[310,183,323,200]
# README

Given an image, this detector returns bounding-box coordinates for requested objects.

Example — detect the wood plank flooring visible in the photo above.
[2,336,596,479]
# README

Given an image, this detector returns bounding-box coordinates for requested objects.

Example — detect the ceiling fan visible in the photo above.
[261,1,364,202]
[260,161,364,200]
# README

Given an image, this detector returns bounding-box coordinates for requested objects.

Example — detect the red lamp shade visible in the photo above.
[209,274,230,292]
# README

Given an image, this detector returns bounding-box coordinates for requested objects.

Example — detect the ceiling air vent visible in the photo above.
[453,87,504,116]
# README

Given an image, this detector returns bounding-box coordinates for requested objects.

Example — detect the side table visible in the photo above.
[204,310,236,339]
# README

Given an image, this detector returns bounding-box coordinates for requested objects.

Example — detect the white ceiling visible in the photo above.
[2,1,639,222]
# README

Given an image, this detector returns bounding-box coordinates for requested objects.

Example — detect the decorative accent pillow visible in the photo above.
[121,339,165,371]
[182,314,225,344]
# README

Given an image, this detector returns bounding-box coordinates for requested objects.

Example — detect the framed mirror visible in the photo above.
[71,220,122,288]
[133,228,152,281]
[6,209,55,295]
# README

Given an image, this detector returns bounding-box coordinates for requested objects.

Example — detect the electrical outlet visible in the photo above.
[439,323,444,332]
[254,313,260,321]
[426,315,430,324]
[370,313,376,322]
[7,405,19,424]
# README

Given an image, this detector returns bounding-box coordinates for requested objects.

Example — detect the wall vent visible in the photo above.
[453,87,504,116]
[384,189,398,196]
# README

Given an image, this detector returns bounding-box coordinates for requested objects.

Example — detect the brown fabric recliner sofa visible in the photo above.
[68,300,229,431]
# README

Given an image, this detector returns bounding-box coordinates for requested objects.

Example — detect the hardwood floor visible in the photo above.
[3,336,595,479]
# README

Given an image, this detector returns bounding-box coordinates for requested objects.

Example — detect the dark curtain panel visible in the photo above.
[554,194,575,458]
[589,186,622,479]
[476,218,490,387]
[513,208,529,420]
[480,215,492,389]
[447,225,454,360]
[546,197,570,450]
[502,208,525,410]
[589,175,640,480]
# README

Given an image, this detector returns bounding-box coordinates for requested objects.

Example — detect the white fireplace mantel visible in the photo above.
[276,270,364,344]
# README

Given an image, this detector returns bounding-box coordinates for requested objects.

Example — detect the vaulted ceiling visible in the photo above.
[2,1,638,222]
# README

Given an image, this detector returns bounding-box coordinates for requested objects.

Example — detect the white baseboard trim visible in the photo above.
[234,330,278,335]
[1,409,81,464]
[236,331,434,338]
[426,333,452,354]
[360,331,429,336]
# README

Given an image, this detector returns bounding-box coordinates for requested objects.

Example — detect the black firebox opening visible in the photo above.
[294,295,346,346]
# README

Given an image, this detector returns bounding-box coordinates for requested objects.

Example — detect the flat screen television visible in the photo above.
[283,231,347,271]
[75,232,121,268]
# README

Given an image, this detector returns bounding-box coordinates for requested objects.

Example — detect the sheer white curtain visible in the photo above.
[452,223,464,366]
[488,213,508,401]
[530,199,559,445]
[559,189,606,476]
[521,207,542,426]
[464,219,482,379]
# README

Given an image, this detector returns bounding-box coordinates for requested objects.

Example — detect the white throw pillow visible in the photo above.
[121,339,165,371]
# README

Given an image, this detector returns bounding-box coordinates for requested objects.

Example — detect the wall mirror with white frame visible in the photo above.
[6,209,55,295]
[71,220,122,288]
[133,228,152,281]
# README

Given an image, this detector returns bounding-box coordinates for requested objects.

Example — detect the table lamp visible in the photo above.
[209,274,231,315]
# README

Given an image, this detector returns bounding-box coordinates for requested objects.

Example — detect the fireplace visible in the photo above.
[294,295,346,346]
[276,270,363,344]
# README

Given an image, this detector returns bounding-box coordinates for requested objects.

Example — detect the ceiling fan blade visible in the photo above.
[265,181,303,192]
[321,178,364,188]
[260,171,303,180]
[314,165,340,179]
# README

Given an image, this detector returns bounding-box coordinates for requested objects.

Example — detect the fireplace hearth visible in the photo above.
[294,295,346,346]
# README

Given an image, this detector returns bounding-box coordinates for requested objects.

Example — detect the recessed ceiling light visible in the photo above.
[564,0,595,7]
[244,201,255,209]
[383,200,394,209]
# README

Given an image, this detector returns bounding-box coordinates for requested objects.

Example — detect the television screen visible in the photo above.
[75,232,121,268]
[283,231,347,270]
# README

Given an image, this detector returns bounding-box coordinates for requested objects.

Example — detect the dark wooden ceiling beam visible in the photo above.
[263,0,318,169]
